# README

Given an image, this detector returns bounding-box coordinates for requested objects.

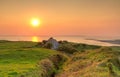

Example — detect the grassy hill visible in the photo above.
[0,40,120,77]
[56,47,120,77]
[0,41,58,77]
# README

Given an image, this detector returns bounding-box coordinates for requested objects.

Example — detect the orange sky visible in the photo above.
[0,0,120,37]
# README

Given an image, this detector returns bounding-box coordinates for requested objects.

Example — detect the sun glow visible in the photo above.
[32,36,39,42]
[31,18,40,27]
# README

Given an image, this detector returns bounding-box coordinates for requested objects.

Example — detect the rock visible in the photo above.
[46,37,59,50]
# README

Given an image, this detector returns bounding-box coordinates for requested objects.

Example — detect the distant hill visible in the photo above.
[97,39,120,45]
[86,38,120,45]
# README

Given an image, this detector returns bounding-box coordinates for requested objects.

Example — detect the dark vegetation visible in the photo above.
[36,40,53,49]
[37,40,101,54]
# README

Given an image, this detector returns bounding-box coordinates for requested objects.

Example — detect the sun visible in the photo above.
[31,18,40,27]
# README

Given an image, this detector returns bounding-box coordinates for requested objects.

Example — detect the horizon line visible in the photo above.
[0,35,120,37]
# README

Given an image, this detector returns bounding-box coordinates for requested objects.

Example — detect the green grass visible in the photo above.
[0,41,58,77]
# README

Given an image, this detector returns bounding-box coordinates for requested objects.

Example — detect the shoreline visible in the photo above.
[0,39,120,47]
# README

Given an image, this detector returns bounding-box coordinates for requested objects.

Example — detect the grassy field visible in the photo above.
[0,40,120,77]
[0,41,58,77]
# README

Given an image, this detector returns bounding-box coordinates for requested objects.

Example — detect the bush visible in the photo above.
[58,44,78,54]
[36,42,43,47]
[73,43,101,51]
[49,54,67,69]
[26,59,55,77]
[44,43,53,49]
[42,40,47,44]
[25,54,67,77]
[38,59,54,72]
[38,59,55,77]
[58,40,68,44]
[62,40,68,43]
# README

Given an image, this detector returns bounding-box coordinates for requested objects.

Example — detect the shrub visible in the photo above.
[58,40,68,44]
[38,59,54,72]
[58,44,78,54]
[25,54,67,77]
[42,40,47,44]
[62,40,68,43]
[36,42,43,47]
[38,59,55,77]
[44,43,53,49]
[73,43,101,51]
[49,54,67,69]
[26,59,55,77]
[58,40,63,44]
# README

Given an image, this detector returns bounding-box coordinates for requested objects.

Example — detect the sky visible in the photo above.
[0,0,120,37]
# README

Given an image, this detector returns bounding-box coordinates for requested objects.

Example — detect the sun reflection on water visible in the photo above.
[32,36,39,42]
